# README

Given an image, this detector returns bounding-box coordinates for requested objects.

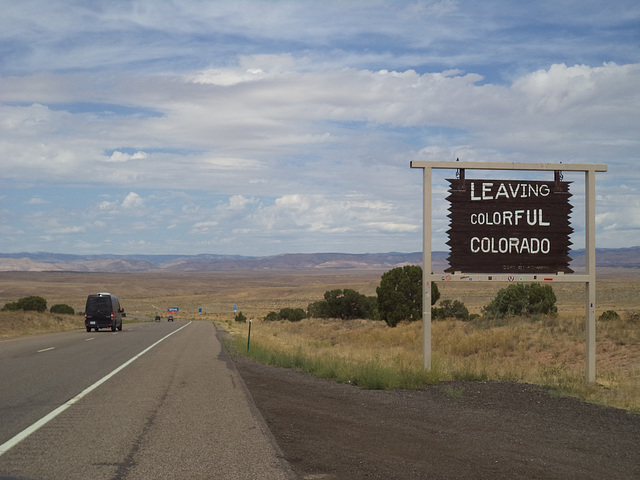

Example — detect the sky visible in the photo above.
[1,0,639,257]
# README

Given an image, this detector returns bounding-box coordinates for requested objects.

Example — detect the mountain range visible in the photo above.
[1,248,640,273]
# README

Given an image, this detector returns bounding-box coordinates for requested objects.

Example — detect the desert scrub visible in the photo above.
[221,315,640,412]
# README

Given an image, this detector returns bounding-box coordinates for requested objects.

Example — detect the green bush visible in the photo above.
[16,296,48,312]
[432,299,469,321]
[308,289,375,320]
[599,310,620,322]
[265,308,306,322]
[482,283,557,318]
[376,265,440,327]
[1,302,19,311]
[279,307,306,322]
[307,300,331,318]
[235,311,247,323]
[50,304,75,315]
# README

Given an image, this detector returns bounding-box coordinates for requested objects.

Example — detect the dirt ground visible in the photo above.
[233,356,640,480]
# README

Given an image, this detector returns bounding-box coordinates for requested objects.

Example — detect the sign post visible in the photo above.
[410,161,607,383]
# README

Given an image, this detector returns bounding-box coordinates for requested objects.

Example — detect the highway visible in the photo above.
[0,321,294,479]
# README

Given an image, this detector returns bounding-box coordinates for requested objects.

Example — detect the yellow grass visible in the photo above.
[223,312,640,412]
[0,310,85,337]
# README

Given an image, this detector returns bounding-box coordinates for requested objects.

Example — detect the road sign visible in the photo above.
[445,178,573,273]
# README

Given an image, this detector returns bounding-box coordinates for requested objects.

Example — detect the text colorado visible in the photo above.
[470,236,551,255]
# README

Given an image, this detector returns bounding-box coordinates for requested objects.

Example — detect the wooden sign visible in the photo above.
[446,178,573,273]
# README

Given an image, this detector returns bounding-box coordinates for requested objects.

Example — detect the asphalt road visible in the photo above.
[0,321,294,480]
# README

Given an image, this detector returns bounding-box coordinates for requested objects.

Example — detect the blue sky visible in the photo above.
[1,0,639,256]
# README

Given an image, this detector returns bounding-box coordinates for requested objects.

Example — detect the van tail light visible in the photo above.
[110,312,114,325]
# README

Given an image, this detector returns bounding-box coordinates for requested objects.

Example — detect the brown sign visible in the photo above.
[446,178,573,273]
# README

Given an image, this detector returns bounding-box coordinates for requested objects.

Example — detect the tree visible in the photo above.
[307,300,331,319]
[327,289,374,320]
[376,265,439,327]
[16,296,47,312]
[482,283,557,318]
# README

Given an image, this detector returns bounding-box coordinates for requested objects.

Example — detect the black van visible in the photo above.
[84,293,124,332]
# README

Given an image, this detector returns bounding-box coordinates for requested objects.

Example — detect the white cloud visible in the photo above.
[106,151,149,162]
[227,195,256,211]
[49,226,85,234]
[190,221,219,234]
[0,1,638,255]
[26,197,48,205]
[121,192,144,209]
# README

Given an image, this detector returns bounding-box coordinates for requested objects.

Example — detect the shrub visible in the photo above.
[265,308,307,322]
[308,289,374,320]
[626,311,639,324]
[279,307,306,322]
[307,300,330,318]
[50,304,75,315]
[16,296,48,312]
[599,310,620,322]
[432,299,469,321]
[482,283,557,318]
[376,265,440,327]
[1,302,19,311]
[235,311,247,323]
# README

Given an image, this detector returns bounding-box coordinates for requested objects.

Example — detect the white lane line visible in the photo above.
[37,347,55,353]
[0,321,192,456]
[86,337,95,341]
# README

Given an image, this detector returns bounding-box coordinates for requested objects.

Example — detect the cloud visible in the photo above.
[190,221,219,234]
[121,192,144,209]
[49,226,85,234]
[26,197,49,205]
[106,151,149,162]
[0,1,638,255]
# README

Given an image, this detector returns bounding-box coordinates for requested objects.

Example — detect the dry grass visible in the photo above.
[0,310,85,337]
[224,313,640,411]
[1,269,638,411]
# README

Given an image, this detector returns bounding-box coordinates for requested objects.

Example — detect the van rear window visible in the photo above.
[86,296,112,315]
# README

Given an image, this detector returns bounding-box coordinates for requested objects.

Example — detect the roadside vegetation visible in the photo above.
[0,310,84,337]
[225,312,640,412]
[2,271,638,412]
[223,266,640,413]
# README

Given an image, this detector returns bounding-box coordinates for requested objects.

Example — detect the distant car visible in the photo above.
[155,315,161,322]
[168,315,174,322]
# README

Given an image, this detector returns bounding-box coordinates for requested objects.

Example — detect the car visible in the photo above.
[168,315,174,322]
[155,315,161,322]
[85,293,124,332]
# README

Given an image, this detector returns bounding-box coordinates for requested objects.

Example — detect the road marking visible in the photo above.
[0,321,192,456]
[86,337,95,341]
[37,347,55,353]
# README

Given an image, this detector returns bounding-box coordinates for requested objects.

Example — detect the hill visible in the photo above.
[0,248,639,273]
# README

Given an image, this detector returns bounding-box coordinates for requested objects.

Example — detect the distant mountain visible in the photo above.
[0,251,426,272]
[0,248,638,273]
